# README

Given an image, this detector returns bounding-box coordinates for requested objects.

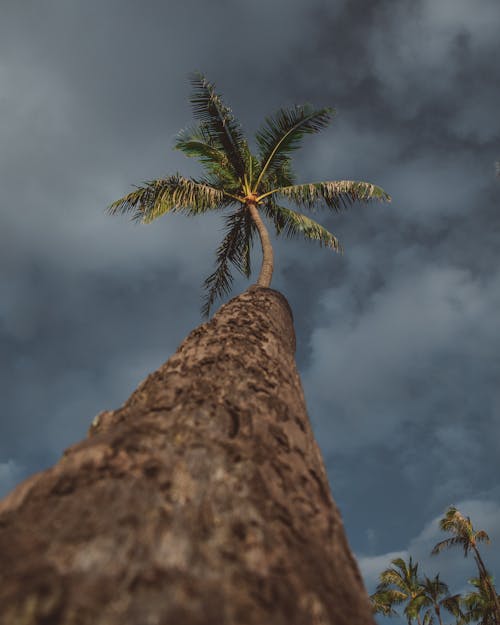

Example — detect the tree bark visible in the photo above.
[0,287,374,625]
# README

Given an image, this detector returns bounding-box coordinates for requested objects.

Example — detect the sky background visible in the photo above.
[1,0,499,618]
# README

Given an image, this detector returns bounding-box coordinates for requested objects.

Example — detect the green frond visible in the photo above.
[406,593,428,615]
[432,537,463,556]
[272,180,391,211]
[175,124,240,187]
[370,590,402,616]
[441,594,464,617]
[263,158,296,191]
[254,105,333,188]
[421,610,434,625]
[264,202,342,251]
[189,72,248,179]
[107,175,229,223]
[201,208,254,317]
[378,570,407,590]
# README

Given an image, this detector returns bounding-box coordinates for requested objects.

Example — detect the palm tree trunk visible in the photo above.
[0,287,374,625]
[246,201,274,287]
[435,604,444,625]
[474,550,500,624]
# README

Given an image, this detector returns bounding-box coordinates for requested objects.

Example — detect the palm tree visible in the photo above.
[108,72,390,316]
[408,574,462,625]
[0,75,389,624]
[432,506,500,622]
[371,556,425,625]
[462,577,499,625]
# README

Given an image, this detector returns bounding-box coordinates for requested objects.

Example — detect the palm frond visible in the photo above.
[201,209,254,317]
[255,105,333,187]
[272,180,391,211]
[370,590,402,616]
[264,158,296,191]
[441,594,463,617]
[189,72,248,179]
[175,125,240,187]
[476,530,491,544]
[264,202,342,251]
[107,175,229,223]
[378,569,407,591]
[432,537,464,556]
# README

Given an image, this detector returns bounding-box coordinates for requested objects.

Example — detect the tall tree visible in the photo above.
[0,74,390,624]
[432,506,500,623]
[370,557,425,625]
[0,288,376,624]
[109,72,390,316]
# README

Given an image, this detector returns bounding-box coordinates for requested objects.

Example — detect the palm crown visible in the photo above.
[109,72,390,316]
[371,557,424,625]
[432,506,491,559]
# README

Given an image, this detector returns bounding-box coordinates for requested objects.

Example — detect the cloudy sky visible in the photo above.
[1,0,499,616]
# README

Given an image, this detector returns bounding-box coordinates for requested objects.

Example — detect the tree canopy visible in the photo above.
[109,72,390,315]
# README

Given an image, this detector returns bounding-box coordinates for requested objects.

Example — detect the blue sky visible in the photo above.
[1,0,499,618]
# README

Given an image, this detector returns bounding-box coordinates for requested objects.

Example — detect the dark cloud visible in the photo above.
[1,0,499,610]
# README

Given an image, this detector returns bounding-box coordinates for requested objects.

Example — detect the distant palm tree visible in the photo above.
[408,574,462,625]
[109,72,390,316]
[432,506,500,623]
[371,557,424,625]
[462,577,499,625]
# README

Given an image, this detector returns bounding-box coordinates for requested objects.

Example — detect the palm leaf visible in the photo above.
[108,175,228,223]
[189,72,247,179]
[476,530,491,544]
[370,590,403,616]
[201,209,254,317]
[378,569,406,591]
[432,537,463,556]
[255,105,333,188]
[264,203,342,251]
[175,125,240,187]
[272,180,391,211]
[441,594,463,617]
[264,158,296,191]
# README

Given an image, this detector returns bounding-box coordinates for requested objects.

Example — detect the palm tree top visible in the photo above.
[432,506,491,558]
[109,72,391,316]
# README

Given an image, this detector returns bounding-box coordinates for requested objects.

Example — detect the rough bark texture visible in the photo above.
[0,287,374,625]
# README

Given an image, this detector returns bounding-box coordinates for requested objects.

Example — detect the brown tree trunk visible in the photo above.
[0,287,374,625]
[246,202,274,287]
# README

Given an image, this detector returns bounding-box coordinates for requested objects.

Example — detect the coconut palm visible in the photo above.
[108,72,390,316]
[462,577,499,625]
[408,575,462,625]
[371,556,425,625]
[432,506,500,621]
